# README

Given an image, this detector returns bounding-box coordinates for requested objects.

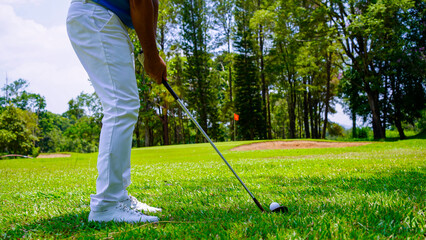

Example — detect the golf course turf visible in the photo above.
[0,138,424,239]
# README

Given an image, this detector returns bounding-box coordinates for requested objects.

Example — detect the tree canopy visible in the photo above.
[1,0,424,155]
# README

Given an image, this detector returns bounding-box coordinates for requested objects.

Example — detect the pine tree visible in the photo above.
[180,0,219,141]
[233,0,266,140]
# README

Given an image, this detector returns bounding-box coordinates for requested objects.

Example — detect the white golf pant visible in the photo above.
[66,0,139,211]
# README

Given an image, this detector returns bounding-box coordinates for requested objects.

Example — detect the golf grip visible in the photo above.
[162,80,265,212]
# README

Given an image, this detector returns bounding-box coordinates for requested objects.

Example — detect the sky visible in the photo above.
[0,0,354,129]
[0,0,91,115]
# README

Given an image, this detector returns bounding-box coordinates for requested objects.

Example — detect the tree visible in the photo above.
[326,0,417,139]
[212,0,236,140]
[1,78,46,113]
[61,92,102,152]
[180,0,220,141]
[234,0,266,140]
[63,92,101,122]
[328,0,425,139]
[63,116,100,153]
[327,122,345,138]
[250,2,277,139]
[381,0,426,139]
[0,106,38,155]
[270,0,301,139]
[338,68,370,138]
[167,51,187,144]
[37,111,71,153]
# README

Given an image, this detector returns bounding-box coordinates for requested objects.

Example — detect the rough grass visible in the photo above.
[0,139,424,239]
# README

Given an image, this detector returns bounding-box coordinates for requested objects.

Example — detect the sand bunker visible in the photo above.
[230,141,371,151]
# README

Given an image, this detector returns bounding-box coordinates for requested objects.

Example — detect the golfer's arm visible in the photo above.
[130,0,159,56]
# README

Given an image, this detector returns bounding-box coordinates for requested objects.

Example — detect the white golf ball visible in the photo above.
[270,202,280,211]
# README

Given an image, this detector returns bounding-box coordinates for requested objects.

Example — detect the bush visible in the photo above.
[31,147,40,158]
[327,122,345,138]
[416,109,426,132]
[0,106,38,155]
[356,127,371,139]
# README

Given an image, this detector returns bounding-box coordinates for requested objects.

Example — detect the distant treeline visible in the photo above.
[0,79,102,155]
[132,0,424,143]
[1,0,425,155]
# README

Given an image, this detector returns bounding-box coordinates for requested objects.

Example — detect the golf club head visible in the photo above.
[271,205,289,213]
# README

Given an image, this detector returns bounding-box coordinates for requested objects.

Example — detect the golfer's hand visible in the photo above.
[144,53,166,85]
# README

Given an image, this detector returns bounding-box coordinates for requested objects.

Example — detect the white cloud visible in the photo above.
[0,0,40,5]
[0,4,93,114]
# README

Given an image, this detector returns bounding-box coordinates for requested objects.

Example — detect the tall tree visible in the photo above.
[234,0,266,140]
[338,68,370,138]
[212,0,236,140]
[271,0,301,138]
[180,0,219,141]
[327,0,410,138]
[251,2,275,139]
[167,51,187,144]
[381,0,426,139]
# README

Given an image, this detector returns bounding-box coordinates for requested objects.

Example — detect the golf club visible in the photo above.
[162,79,288,213]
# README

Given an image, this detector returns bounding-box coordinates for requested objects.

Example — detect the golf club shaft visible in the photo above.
[163,80,265,212]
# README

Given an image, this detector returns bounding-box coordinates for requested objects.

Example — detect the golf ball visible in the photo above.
[270,202,280,211]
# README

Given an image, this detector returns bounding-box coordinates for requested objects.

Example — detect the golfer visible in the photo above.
[67,0,166,223]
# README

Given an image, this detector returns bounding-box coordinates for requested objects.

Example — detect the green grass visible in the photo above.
[0,139,425,239]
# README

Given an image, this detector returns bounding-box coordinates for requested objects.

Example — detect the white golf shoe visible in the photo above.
[122,195,162,213]
[88,202,159,223]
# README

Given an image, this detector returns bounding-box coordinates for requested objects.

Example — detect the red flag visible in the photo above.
[234,113,239,121]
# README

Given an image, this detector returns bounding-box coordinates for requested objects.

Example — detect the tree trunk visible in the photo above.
[393,72,406,140]
[143,77,152,147]
[317,101,322,138]
[382,65,389,132]
[144,122,151,147]
[322,52,332,139]
[303,78,310,138]
[161,106,169,145]
[288,85,296,139]
[176,108,183,144]
[282,118,286,139]
[267,90,272,139]
[309,92,316,139]
[259,26,269,139]
[229,63,234,141]
[394,117,406,140]
[257,0,269,139]
[298,95,303,138]
[365,87,385,139]
[352,111,357,138]
[135,113,142,148]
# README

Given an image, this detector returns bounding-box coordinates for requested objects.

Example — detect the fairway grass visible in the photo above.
[0,139,424,239]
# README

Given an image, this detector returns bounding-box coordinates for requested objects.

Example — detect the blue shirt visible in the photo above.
[92,0,133,28]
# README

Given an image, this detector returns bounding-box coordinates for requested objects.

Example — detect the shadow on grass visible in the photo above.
[407,130,426,140]
[382,130,426,142]
[342,130,425,142]
[2,211,156,239]
[4,211,85,239]
[2,207,271,239]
